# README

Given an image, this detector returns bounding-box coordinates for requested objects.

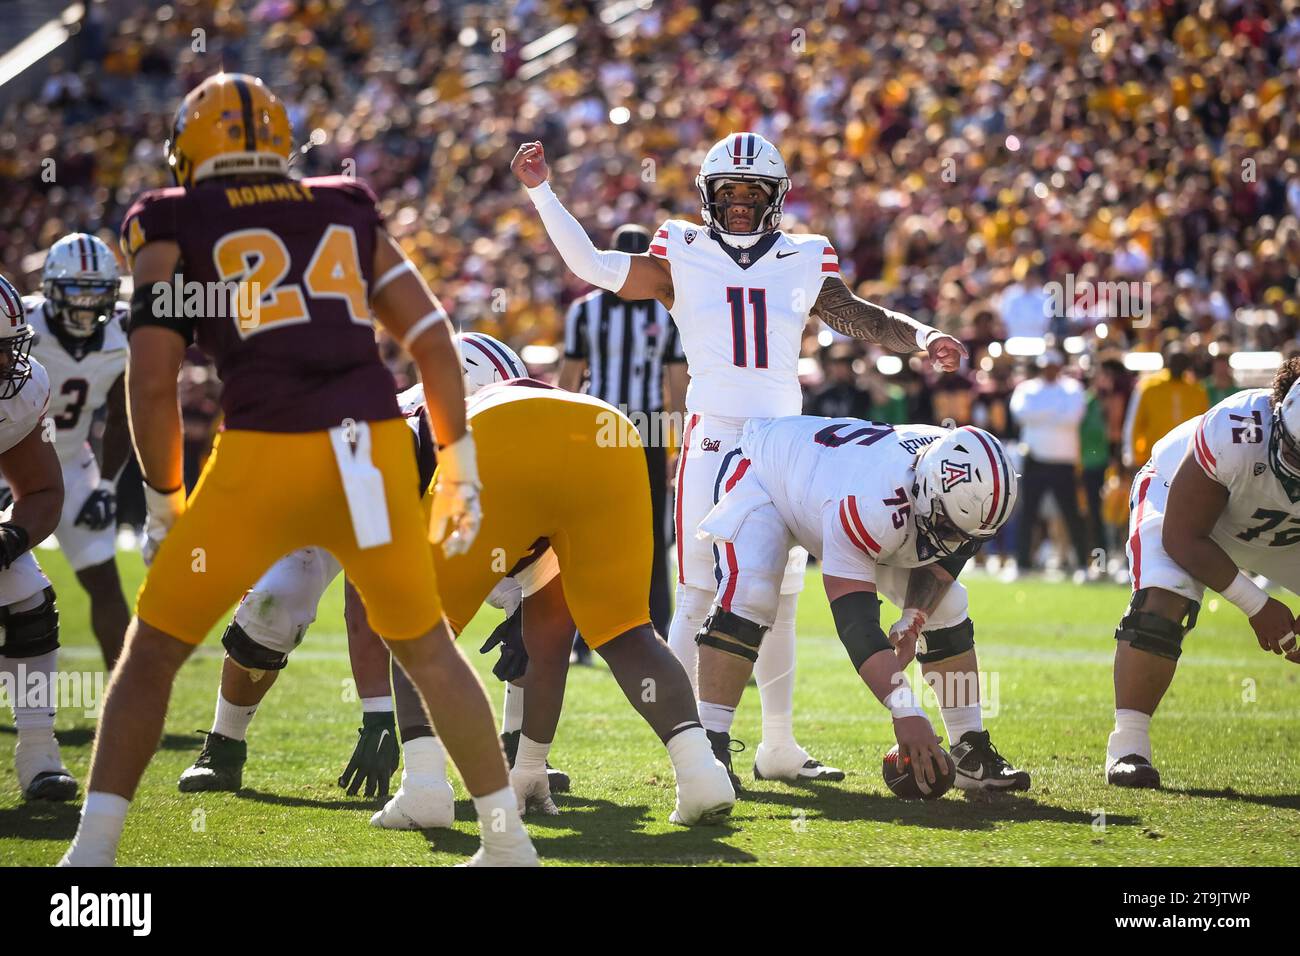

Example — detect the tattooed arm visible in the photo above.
[810,276,967,371]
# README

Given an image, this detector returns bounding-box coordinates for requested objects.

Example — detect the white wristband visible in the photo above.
[526,180,558,209]
[886,683,924,719]
[143,482,186,524]
[1221,571,1269,618]
[437,430,480,487]
[400,308,446,352]
[916,327,939,351]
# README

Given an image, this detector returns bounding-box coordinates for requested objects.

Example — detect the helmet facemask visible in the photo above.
[697,174,789,249]
[45,277,119,338]
[914,492,983,558]
[1268,405,1300,503]
[0,328,35,400]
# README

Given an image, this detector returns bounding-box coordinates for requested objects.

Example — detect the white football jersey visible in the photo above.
[650,220,838,419]
[0,359,51,456]
[23,295,127,465]
[741,416,947,580]
[1150,388,1300,554]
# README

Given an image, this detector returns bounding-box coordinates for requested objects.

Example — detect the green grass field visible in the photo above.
[3,547,1299,866]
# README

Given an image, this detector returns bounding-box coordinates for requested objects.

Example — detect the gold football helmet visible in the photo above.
[166,73,292,187]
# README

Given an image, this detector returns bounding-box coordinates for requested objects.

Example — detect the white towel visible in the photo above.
[328,421,392,549]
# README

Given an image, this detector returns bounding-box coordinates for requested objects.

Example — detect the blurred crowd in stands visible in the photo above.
[3,0,1299,572]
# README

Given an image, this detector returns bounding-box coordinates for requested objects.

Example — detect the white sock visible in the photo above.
[667,585,713,696]
[1107,708,1153,764]
[211,692,258,741]
[755,591,798,748]
[471,785,527,845]
[698,701,736,735]
[361,696,393,713]
[502,683,524,734]
[515,734,550,774]
[64,791,129,864]
[401,735,447,779]
[666,726,716,776]
[940,704,983,744]
[7,649,58,734]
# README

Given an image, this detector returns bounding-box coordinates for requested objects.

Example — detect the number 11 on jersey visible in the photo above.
[726,287,768,368]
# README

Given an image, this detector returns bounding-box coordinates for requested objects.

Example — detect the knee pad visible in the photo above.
[1115,589,1199,661]
[222,620,292,674]
[695,607,767,663]
[916,618,975,664]
[0,588,59,659]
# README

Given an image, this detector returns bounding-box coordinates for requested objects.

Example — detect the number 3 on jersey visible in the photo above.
[726,287,768,368]
[213,224,369,338]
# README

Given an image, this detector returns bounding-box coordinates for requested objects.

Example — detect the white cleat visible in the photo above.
[510,767,559,816]
[753,741,846,783]
[459,833,540,867]
[369,774,455,830]
[57,840,116,867]
[669,759,735,826]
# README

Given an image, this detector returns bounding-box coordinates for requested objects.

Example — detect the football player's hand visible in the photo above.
[510,765,559,816]
[74,480,116,531]
[888,608,927,669]
[428,431,482,557]
[479,605,530,682]
[511,141,550,188]
[1247,597,1296,655]
[338,711,400,798]
[892,715,943,788]
[141,483,186,567]
[926,333,967,372]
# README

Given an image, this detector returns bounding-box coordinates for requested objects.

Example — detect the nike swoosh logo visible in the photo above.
[960,762,985,779]
[376,729,390,749]
[775,250,798,259]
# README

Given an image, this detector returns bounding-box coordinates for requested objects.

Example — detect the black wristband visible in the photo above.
[129,282,195,346]
[830,589,892,672]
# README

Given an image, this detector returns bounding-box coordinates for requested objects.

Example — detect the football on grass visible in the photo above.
[882,744,956,800]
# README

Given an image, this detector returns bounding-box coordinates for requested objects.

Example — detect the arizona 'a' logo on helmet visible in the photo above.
[166,73,293,187]
[0,274,36,400]
[913,426,1019,556]
[695,132,791,250]
[940,460,972,493]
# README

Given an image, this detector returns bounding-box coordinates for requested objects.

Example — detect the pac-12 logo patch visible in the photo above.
[1254,462,1267,476]
[940,460,972,492]
[685,230,697,244]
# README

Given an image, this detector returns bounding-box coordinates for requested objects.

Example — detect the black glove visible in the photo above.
[0,486,12,512]
[0,523,30,572]
[74,482,116,531]
[479,604,529,682]
[338,710,400,798]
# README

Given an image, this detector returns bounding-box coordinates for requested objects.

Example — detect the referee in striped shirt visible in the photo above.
[558,224,687,636]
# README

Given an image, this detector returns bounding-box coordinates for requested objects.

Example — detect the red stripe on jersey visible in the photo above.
[1129,475,1152,589]
[655,229,668,238]
[822,246,837,258]
[675,414,698,584]
[725,457,750,492]
[720,542,740,611]
[821,263,839,273]
[846,497,881,553]
[840,497,880,555]
[650,244,668,258]
[1195,420,1217,469]
[839,500,867,553]
[1193,426,1216,478]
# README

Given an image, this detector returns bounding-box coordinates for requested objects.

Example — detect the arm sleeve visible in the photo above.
[563,297,588,360]
[526,182,632,292]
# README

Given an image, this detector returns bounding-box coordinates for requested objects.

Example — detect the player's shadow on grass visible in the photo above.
[1165,786,1300,812]
[737,783,1139,832]
[0,725,199,751]
[236,787,380,812]
[420,795,757,864]
[0,799,81,841]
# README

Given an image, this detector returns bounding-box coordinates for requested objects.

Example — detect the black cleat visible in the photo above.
[24,769,78,802]
[706,730,745,793]
[501,730,570,793]
[1107,753,1161,789]
[950,730,1031,791]
[178,731,247,793]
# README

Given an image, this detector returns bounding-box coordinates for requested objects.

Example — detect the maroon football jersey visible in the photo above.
[120,175,400,432]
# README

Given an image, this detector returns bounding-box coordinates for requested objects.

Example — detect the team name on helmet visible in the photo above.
[166,73,293,188]
[0,274,35,400]
[912,426,1019,557]
[696,133,791,250]
[43,233,121,339]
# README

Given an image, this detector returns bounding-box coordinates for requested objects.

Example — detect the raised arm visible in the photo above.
[810,275,966,372]
[512,142,675,307]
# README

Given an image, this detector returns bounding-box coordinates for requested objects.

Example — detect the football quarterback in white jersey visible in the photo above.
[176,335,571,820]
[1106,359,1300,788]
[0,274,77,802]
[513,133,965,787]
[695,418,1031,789]
[12,234,132,671]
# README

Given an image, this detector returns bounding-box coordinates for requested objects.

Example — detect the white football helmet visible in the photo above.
[1270,375,1300,502]
[696,132,791,249]
[0,273,35,400]
[42,233,121,338]
[912,426,1019,557]
[456,332,526,395]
